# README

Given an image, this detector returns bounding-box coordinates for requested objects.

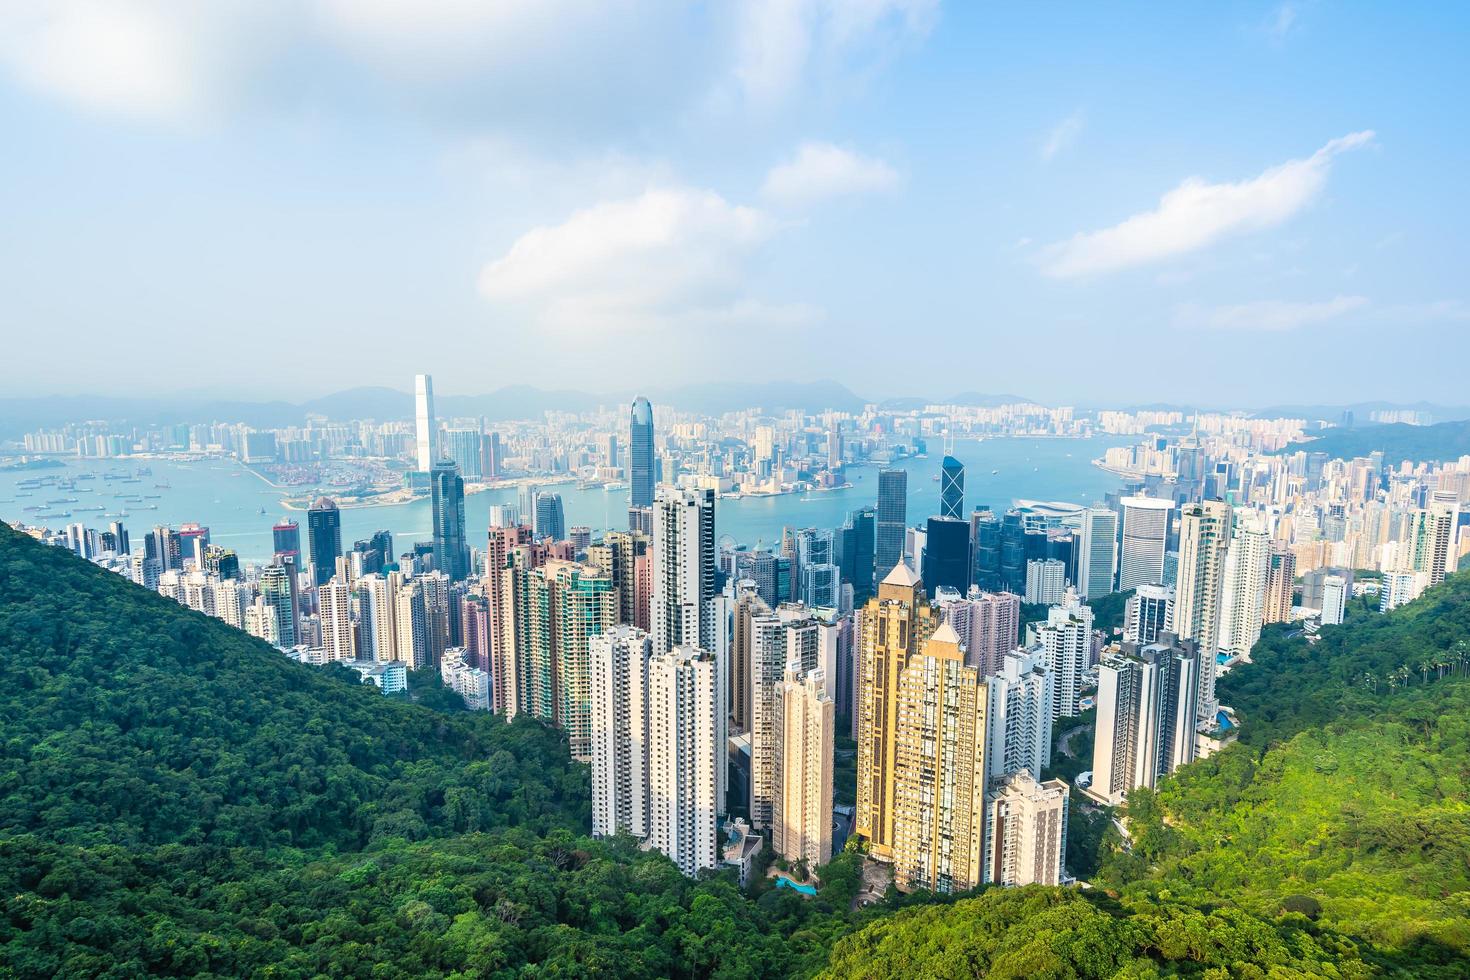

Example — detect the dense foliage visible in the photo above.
[2,524,1468,977]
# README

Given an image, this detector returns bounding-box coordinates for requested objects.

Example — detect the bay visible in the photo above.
[0,436,1136,563]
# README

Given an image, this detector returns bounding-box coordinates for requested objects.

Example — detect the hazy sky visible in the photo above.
[2,2,1466,406]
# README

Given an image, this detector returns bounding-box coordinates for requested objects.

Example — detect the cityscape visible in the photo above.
[2,3,1468,977]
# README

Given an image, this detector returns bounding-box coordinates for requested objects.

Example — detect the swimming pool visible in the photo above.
[774,876,817,896]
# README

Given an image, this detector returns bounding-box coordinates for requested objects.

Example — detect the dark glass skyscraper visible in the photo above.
[630,396,654,514]
[875,468,908,577]
[353,530,394,576]
[1000,509,1027,593]
[534,491,566,542]
[430,461,469,580]
[970,507,1001,590]
[306,498,342,587]
[924,515,970,598]
[839,506,876,605]
[939,454,964,519]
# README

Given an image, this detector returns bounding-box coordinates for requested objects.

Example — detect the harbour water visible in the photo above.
[0,436,1135,563]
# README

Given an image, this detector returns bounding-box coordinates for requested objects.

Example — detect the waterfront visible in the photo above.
[0,436,1135,563]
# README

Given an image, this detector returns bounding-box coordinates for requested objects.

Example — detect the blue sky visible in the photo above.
[2,2,1466,406]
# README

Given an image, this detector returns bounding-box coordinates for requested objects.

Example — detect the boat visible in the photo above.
[991,469,999,474]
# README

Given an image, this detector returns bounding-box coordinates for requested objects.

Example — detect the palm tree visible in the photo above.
[1418,660,1433,685]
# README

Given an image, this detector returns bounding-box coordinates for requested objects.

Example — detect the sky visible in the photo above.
[1,2,1467,407]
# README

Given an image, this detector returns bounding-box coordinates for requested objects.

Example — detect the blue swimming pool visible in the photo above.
[775,876,817,896]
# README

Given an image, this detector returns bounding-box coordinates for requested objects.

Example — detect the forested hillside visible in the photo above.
[2,523,1468,977]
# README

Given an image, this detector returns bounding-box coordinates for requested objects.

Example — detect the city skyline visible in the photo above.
[2,4,1466,403]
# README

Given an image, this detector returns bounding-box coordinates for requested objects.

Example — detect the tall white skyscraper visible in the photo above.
[651,486,716,655]
[983,647,1055,785]
[1172,500,1231,722]
[1119,496,1174,590]
[359,572,399,663]
[591,626,652,839]
[414,373,436,472]
[646,645,720,877]
[1321,574,1348,625]
[319,577,356,662]
[1036,589,1093,719]
[1077,506,1120,598]
[772,666,834,868]
[1219,511,1270,660]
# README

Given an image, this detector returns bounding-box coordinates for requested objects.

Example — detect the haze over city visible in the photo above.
[2,2,1466,403]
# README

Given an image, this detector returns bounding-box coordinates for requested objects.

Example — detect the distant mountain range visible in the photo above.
[1280,418,1470,464]
[0,382,1040,438]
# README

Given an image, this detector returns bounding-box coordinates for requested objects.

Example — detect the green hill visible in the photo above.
[2,523,1469,977]
[1278,418,1470,464]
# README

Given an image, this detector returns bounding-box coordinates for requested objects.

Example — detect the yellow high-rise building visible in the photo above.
[890,620,988,893]
[854,562,938,861]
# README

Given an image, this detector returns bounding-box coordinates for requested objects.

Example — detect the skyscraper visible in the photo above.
[855,562,938,862]
[443,427,484,479]
[534,492,566,542]
[1124,583,1174,644]
[1037,589,1093,719]
[1076,506,1119,599]
[939,454,964,520]
[1219,510,1270,660]
[430,460,469,580]
[319,577,355,662]
[306,498,341,588]
[874,469,908,578]
[646,645,721,877]
[1119,496,1174,590]
[1172,499,1231,722]
[414,373,436,472]
[772,666,834,868]
[651,486,716,656]
[891,620,987,893]
[591,625,653,839]
[1262,547,1296,624]
[258,563,298,648]
[838,506,876,605]
[1321,574,1348,625]
[630,396,654,512]
[1090,634,1200,805]
[923,515,970,597]
[983,646,1055,785]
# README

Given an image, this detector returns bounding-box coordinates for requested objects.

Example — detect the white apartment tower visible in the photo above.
[1036,589,1094,719]
[319,577,356,662]
[646,645,721,877]
[1124,583,1174,645]
[1219,511,1270,660]
[590,626,653,839]
[1171,499,1231,722]
[984,772,1069,887]
[983,647,1055,785]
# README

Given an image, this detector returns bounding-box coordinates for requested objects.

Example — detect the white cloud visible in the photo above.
[1173,295,1368,331]
[760,141,899,207]
[1040,130,1374,278]
[1040,111,1084,162]
[1267,3,1299,42]
[478,187,807,335]
[732,0,937,105]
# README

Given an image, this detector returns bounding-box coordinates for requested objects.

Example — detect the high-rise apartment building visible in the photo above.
[646,645,721,877]
[414,373,436,472]
[854,562,939,862]
[772,666,834,868]
[1036,589,1093,719]
[1262,547,1296,624]
[651,485,717,656]
[1024,558,1067,606]
[983,646,1054,784]
[934,587,1020,677]
[1321,574,1348,625]
[984,772,1069,887]
[1089,633,1199,805]
[319,577,355,662]
[258,563,298,648]
[874,469,908,579]
[891,621,987,893]
[1172,500,1230,722]
[443,427,484,479]
[1124,583,1174,644]
[1119,496,1174,590]
[591,625,653,839]
[630,396,654,513]
[1219,510,1270,660]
